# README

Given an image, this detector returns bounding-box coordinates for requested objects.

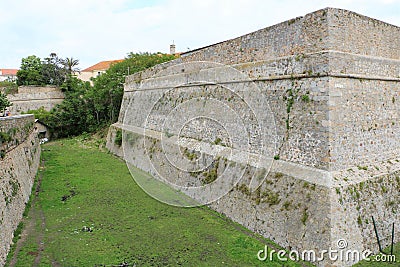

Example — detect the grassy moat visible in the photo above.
[5,136,398,266]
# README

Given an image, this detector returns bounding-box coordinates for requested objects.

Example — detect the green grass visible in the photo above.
[8,137,305,267]
[354,244,400,266]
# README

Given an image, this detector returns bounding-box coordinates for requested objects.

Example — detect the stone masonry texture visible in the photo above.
[0,115,40,265]
[7,86,64,115]
[106,8,400,266]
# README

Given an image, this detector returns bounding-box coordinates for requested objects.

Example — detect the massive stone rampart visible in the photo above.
[7,86,64,114]
[0,115,40,266]
[107,8,399,266]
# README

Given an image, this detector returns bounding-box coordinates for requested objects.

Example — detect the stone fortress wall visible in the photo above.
[7,86,64,114]
[0,115,40,265]
[107,8,400,266]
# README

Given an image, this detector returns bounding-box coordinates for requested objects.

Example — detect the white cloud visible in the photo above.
[1,0,399,69]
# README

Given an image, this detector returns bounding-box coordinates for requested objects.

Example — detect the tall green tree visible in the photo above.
[63,57,80,75]
[41,53,66,86]
[16,55,43,86]
[17,53,80,87]
[90,52,177,124]
[0,92,12,116]
[49,77,93,137]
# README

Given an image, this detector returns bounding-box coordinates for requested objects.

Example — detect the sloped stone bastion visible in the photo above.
[107,8,400,266]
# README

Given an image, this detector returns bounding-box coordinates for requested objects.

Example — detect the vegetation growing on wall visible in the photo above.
[276,77,313,159]
[0,131,12,159]
[0,92,12,116]
[0,81,18,95]
[0,120,34,159]
[201,158,220,185]
[0,131,12,143]
[114,129,123,147]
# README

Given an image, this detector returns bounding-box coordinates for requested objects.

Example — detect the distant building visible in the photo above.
[170,44,176,55]
[169,43,181,57]
[0,69,18,82]
[77,49,180,85]
[77,59,124,84]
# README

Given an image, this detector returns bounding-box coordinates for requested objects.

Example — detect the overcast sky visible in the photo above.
[1,0,399,69]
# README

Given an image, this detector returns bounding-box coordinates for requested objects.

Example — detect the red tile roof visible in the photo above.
[1,69,18,75]
[82,59,124,72]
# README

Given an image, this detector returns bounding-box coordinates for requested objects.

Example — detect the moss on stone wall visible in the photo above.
[0,116,35,159]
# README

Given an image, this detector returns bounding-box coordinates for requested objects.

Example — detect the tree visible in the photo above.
[16,55,43,86]
[41,53,66,86]
[24,52,177,137]
[63,57,80,75]
[0,92,12,116]
[50,77,93,137]
[90,52,177,124]
[16,53,80,87]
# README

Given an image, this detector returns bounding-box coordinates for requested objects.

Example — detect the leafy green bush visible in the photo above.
[0,92,12,115]
[0,81,18,94]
